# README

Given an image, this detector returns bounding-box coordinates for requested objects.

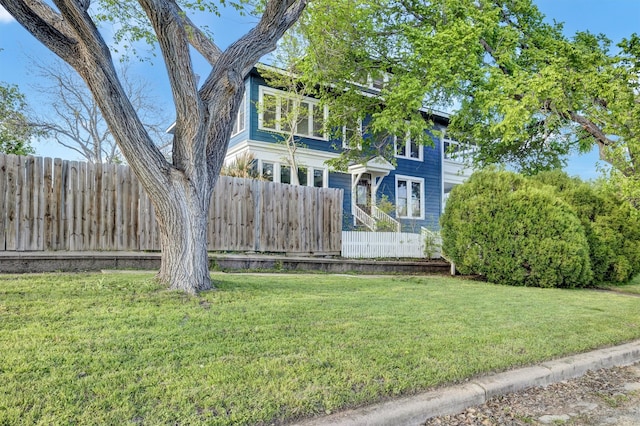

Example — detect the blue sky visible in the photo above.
[1,1,639,180]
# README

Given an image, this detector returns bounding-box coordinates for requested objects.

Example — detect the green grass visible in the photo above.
[603,274,640,295]
[2,273,640,425]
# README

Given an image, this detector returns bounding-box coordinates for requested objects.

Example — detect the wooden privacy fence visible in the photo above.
[0,154,343,254]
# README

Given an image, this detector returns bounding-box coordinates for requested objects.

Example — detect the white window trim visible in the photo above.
[395,174,425,220]
[231,94,246,137]
[258,86,328,141]
[394,133,423,161]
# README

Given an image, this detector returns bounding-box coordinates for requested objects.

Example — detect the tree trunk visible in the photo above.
[153,172,213,294]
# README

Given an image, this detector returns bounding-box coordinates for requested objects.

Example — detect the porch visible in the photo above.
[349,157,401,232]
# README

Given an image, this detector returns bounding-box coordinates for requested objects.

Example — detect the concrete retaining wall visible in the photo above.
[0,252,451,275]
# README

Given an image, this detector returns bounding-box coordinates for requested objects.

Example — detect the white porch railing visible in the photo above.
[353,205,377,231]
[353,205,401,232]
[342,231,436,258]
[371,206,401,232]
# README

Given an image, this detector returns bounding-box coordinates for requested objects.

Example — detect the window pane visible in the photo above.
[397,180,407,217]
[356,185,368,206]
[235,96,245,134]
[312,105,324,138]
[281,165,291,184]
[313,169,323,187]
[296,102,310,135]
[262,162,274,181]
[281,98,294,133]
[297,166,307,186]
[410,139,419,158]
[344,119,361,148]
[395,137,406,157]
[411,182,422,217]
[263,93,277,130]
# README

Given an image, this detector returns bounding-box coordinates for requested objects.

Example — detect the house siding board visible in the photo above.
[329,172,354,230]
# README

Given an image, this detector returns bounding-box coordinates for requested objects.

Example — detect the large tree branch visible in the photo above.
[567,111,615,148]
[138,0,205,176]
[564,110,639,175]
[479,38,512,76]
[0,0,78,59]
[178,12,222,65]
[195,0,307,182]
[36,0,173,193]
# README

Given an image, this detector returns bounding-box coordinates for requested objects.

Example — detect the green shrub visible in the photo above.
[441,169,593,288]
[532,171,640,284]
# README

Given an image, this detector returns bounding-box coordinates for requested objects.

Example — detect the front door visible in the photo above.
[355,174,372,214]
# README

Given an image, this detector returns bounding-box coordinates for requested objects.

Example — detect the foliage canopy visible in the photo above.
[0,83,36,155]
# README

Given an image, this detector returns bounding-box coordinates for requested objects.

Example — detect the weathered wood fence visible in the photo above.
[0,154,342,254]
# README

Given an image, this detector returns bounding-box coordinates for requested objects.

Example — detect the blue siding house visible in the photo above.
[225,67,472,232]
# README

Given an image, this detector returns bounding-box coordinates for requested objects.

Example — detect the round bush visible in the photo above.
[441,169,592,288]
[531,171,640,284]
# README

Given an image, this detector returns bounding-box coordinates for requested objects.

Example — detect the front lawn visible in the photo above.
[603,274,640,295]
[2,273,640,425]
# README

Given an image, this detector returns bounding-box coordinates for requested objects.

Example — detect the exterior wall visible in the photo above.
[377,135,442,232]
[329,171,354,229]
[228,79,250,149]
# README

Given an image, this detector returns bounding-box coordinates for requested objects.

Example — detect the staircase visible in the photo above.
[353,205,401,232]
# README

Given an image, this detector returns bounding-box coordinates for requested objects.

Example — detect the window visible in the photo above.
[395,176,424,219]
[313,169,323,188]
[255,160,326,187]
[443,138,476,162]
[342,118,363,149]
[280,165,291,184]
[231,95,246,136]
[297,166,308,186]
[259,87,326,140]
[262,162,274,181]
[395,134,422,160]
[364,72,390,91]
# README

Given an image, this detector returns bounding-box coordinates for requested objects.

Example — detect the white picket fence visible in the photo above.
[342,230,441,259]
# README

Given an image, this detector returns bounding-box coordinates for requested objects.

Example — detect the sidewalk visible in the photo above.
[294,340,640,426]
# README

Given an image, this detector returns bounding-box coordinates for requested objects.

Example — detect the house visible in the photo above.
[225,67,473,232]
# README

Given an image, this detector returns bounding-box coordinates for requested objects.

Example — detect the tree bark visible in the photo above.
[154,171,212,293]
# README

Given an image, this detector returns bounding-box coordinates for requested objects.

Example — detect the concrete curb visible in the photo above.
[293,340,640,426]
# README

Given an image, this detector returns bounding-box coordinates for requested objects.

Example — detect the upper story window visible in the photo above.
[259,87,327,140]
[443,137,476,163]
[395,133,422,161]
[342,118,363,149]
[231,95,246,136]
[367,72,390,91]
